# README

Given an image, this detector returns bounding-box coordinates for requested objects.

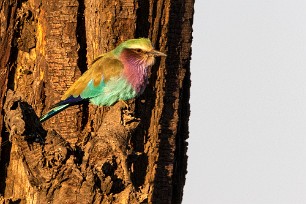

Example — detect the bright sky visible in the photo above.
[184,0,306,203]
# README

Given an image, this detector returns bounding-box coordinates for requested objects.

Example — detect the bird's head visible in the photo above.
[114,38,166,67]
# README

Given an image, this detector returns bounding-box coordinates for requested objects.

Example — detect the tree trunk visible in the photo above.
[0,0,193,203]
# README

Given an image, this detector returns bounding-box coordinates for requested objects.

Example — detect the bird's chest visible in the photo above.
[124,66,148,94]
[90,77,137,106]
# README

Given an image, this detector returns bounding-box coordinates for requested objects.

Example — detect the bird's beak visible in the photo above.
[150,49,167,57]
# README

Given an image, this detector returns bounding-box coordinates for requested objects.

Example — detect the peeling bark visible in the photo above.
[0,0,194,203]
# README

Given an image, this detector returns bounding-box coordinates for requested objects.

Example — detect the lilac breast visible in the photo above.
[120,50,149,95]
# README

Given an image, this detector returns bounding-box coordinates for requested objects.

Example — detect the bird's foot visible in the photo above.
[118,100,130,110]
[121,111,140,126]
[118,101,140,126]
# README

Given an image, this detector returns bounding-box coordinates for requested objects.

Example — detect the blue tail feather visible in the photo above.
[50,96,83,108]
[40,96,87,123]
[40,104,70,123]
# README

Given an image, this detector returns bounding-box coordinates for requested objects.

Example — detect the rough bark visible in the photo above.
[0,0,193,203]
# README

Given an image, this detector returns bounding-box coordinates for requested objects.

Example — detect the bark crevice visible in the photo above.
[76,0,89,130]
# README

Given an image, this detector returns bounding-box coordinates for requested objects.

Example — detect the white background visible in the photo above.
[184,0,306,203]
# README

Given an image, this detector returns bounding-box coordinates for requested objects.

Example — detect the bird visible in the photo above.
[40,38,166,122]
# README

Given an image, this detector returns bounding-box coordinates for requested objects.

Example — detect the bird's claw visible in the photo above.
[119,100,130,110]
[121,112,140,126]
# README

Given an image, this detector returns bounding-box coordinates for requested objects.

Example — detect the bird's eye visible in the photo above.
[135,49,142,53]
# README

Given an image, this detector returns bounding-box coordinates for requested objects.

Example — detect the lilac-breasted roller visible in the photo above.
[40,38,166,122]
